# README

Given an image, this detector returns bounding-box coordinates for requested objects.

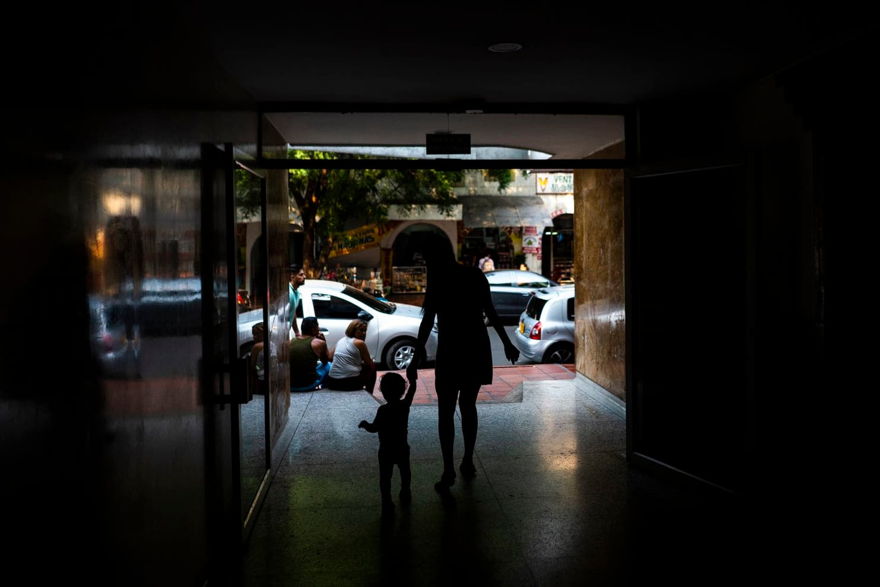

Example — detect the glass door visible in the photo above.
[233,162,271,535]
[199,143,243,577]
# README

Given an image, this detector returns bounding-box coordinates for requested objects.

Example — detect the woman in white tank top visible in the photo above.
[325,319,376,393]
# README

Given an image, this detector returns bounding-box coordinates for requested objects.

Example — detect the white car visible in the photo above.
[511,285,576,363]
[483,270,558,323]
[238,280,437,370]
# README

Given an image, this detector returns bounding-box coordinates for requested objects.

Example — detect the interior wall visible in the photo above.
[2,141,214,585]
[628,29,874,579]
[573,158,626,400]
[0,108,284,586]
[2,7,269,577]
[733,33,870,567]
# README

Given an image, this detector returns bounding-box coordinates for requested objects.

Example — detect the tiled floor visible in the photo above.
[239,370,758,586]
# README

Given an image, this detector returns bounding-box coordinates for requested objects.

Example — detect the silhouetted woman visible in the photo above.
[407,235,519,490]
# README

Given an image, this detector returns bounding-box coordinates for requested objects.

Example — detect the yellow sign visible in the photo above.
[328,224,382,258]
[536,172,574,194]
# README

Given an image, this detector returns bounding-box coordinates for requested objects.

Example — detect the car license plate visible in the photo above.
[518,321,525,334]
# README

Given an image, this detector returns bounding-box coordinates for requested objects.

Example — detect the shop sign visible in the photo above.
[536,173,574,194]
[328,224,383,258]
[522,226,541,253]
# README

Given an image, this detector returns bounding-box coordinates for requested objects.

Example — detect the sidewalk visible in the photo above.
[372,363,576,405]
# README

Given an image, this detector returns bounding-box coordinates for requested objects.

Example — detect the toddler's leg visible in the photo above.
[398,449,412,504]
[379,453,394,512]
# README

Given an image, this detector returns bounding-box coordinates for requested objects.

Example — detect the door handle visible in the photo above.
[200,356,250,406]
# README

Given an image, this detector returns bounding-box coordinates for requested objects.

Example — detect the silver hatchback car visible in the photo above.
[512,285,576,363]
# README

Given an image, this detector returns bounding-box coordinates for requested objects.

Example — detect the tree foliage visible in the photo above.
[483,168,515,189]
[285,149,514,275]
[234,168,262,219]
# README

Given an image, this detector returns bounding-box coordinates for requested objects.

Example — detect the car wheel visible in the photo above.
[542,343,574,364]
[384,337,418,370]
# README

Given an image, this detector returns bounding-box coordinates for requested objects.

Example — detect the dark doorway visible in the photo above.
[392,223,450,266]
[542,213,574,283]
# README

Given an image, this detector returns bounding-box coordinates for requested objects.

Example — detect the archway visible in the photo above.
[391,222,451,266]
[386,223,452,302]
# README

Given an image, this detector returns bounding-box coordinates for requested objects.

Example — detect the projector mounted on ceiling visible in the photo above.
[425,132,471,155]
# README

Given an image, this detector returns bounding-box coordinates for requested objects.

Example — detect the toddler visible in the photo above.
[358,372,415,514]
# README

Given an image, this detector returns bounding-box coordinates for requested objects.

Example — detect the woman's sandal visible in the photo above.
[459,460,477,479]
[434,471,456,492]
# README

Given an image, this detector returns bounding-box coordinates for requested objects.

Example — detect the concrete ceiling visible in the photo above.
[12,4,873,158]
[264,112,625,159]
[208,5,856,104]
[201,4,869,158]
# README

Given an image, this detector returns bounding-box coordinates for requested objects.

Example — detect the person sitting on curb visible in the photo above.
[248,323,267,396]
[324,318,376,394]
[289,317,332,392]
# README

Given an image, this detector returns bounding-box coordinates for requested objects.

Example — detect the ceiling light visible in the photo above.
[488,42,522,53]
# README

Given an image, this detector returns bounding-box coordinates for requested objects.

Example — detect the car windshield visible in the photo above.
[342,285,394,314]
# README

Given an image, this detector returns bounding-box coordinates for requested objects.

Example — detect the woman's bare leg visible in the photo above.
[436,382,459,484]
[459,384,480,474]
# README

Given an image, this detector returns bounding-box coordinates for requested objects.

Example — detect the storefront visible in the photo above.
[314,186,576,298]
[381,219,458,305]
[320,205,461,304]
[542,213,574,283]
[458,192,574,279]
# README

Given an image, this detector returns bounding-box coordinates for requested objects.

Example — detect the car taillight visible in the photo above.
[529,322,542,340]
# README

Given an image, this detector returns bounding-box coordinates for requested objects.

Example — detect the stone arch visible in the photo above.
[388,222,454,266]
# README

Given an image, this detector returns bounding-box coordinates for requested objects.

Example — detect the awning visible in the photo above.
[459,195,554,229]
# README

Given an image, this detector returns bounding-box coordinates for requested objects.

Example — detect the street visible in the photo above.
[489,323,532,366]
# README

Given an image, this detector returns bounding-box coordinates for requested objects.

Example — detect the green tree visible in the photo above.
[234,168,262,219]
[287,149,514,276]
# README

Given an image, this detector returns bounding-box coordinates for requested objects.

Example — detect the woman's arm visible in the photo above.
[408,301,436,382]
[481,275,520,364]
[355,339,374,369]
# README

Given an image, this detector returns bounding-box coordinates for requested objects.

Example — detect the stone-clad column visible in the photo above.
[574,159,625,400]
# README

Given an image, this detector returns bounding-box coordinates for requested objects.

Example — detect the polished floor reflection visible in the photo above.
[240,375,756,586]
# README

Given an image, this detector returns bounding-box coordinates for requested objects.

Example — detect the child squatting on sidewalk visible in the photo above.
[358,372,414,515]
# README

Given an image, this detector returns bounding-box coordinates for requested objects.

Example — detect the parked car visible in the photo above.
[89,295,142,378]
[135,277,203,335]
[238,280,438,370]
[511,285,576,363]
[483,270,558,323]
